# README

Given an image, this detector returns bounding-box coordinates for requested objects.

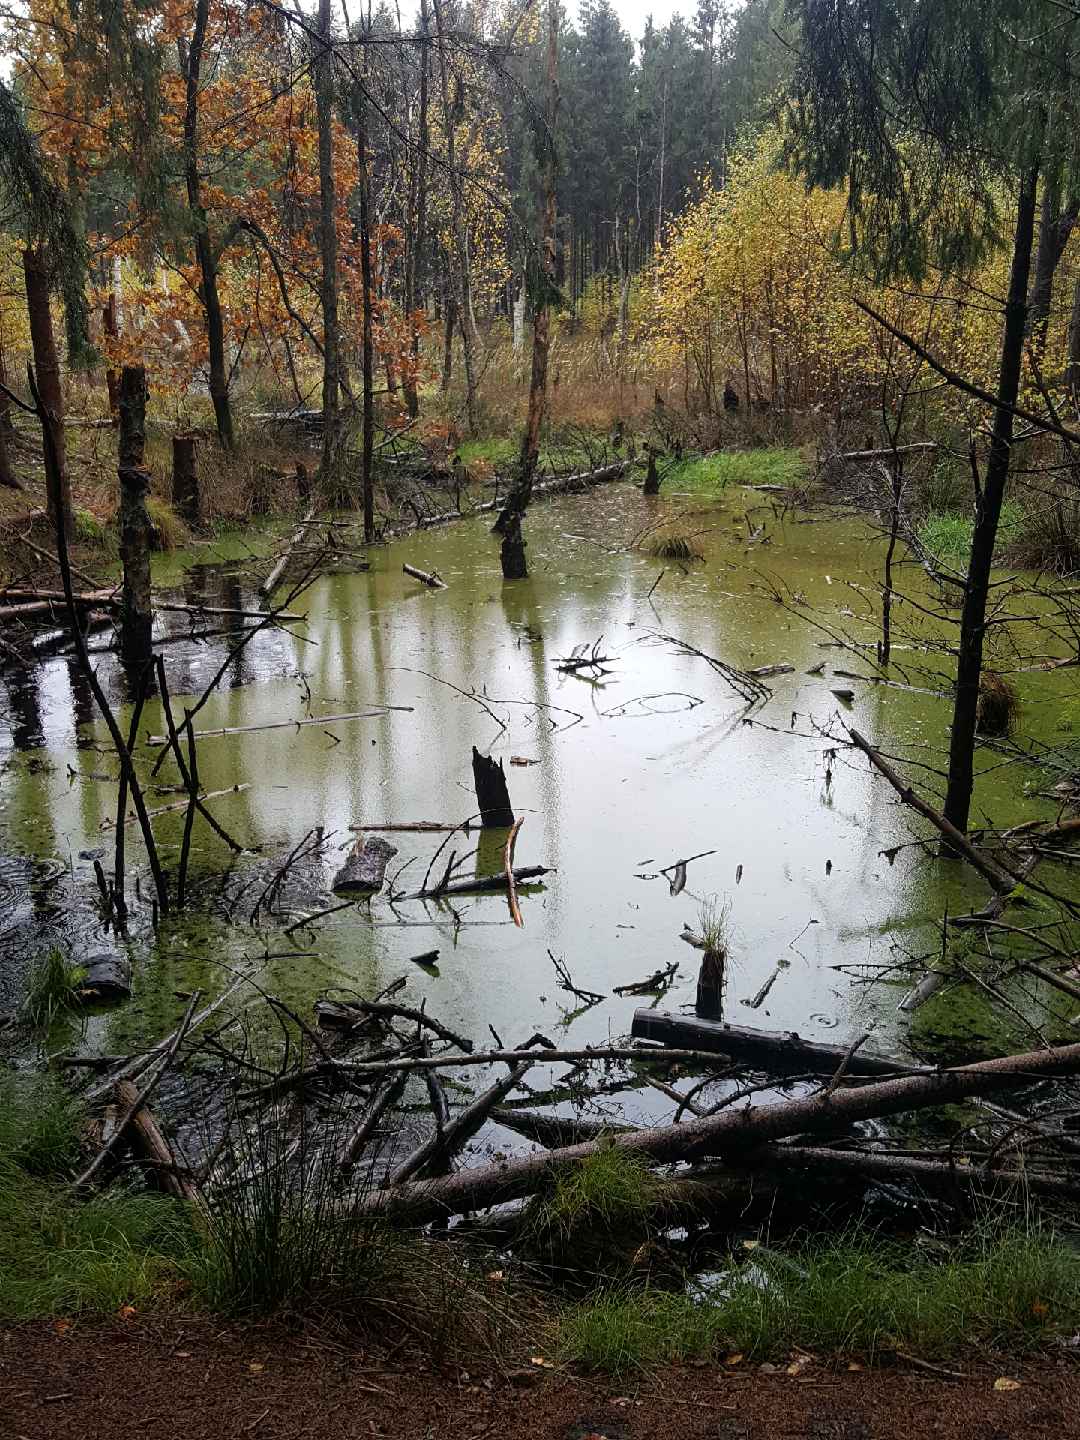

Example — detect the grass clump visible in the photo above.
[919,502,1025,572]
[524,1147,661,1285]
[646,528,704,561]
[0,1075,83,1176]
[146,496,190,551]
[977,671,1021,737]
[559,1226,1080,1374]
[74,507,107,542]
[22,947,86,1027]
[666,448,806,493]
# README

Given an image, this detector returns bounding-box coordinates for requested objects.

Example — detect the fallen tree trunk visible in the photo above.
[403,865,549,901]
[847,727,1016,893]
[403,562,446,589]
[260,502,317,598]
[116,1079,200,1205]
[389,1059,534,1184]
[353,1037,1080,1222]
[339,1070,409,1170]
[632,1011,926,1077]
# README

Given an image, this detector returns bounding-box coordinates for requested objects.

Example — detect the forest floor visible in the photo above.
[3,1317,1080,1440]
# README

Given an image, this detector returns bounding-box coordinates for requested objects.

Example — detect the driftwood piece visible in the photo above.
[356,1037,1080,1223]
[847,727,1016,894]
[332,836,398,894]
[389,1059,535,1184]
[472,747,514,828]
[403,865,549,901]
[632,1011,926,1077]
[403,562,446,589]
[145,707,412,746]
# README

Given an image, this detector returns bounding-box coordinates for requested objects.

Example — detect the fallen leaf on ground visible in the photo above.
[993,1377,1021,1392]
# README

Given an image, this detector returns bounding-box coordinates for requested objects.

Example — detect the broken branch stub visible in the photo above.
[472,747,514,828]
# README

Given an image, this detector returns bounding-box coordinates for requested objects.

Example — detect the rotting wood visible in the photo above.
[389,1059,535,1184]
[632,1010,926,1077]
[353,1037,1080,1223]
[472,746,514,828]
[846,727,1016,894]
[332,836,398,895]
[403,562,446,589]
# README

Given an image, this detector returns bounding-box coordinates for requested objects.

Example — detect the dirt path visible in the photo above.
[3,1319,1080,1440]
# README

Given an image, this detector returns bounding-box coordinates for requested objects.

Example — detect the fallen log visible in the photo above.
[354,1037,1080,1222]
[833,443,938,465]
[389,1059,534,1184]
[260,502,317,598]
[846,727,1016,894]
[492,1107,634,1146]
[403,563,446,589]
[403,865,549,901]
[632,1011,925,1077]
[314,998,473,1053]
[240,1046,728,1100]
[742,1142,1080,1201]
[116,1079,200,1205]
[339,1070,409,1170]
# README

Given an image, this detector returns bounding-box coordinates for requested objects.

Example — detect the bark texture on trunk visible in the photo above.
[1028,184,1079,351]
[118,366,154,668]
[23,246,72,539]
[315,0,341,493]
[493,0,559,578]
[356,71,376,541]
[402,0,430,420]
[943,168,1039,835]
[183,0,234,450]
[0,338,20,491]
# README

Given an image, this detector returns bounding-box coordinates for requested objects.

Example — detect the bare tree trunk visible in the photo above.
[23,246,72,539]
[493,0,558,581]
[118,365,154,667]
[1068,274,1080,415]
[102,290,120,424]
[402,0,430,420]
[172,434,199,525]
[315,0,341,493]
[431,0,479,436]
[1028,182,1079,353]
[0,335,20,491]
[355,65,376,543]
[943,166,1039,836]
[441,283,456,393]
[181,0,234,451]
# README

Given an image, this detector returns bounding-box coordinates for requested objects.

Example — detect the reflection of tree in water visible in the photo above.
[3,668,45,750]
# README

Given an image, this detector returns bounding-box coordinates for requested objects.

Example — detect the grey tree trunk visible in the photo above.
[315,0,341,492]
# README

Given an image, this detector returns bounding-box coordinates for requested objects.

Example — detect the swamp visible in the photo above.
[1,0,1080,1397]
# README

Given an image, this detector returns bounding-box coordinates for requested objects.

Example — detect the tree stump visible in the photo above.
[76,954,132,1005]
[331,836,398,894]
[695,948,726,1020]
[500,512,528,580]
[295,461,311,501]
[472,746,514,828]
[643,447,661,495]
[118,366,154,667]
[171,434,200,525]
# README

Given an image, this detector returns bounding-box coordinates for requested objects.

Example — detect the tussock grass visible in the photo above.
[559,1226,1080,1373]
[666,448,806,493]
[22,947,86,1027]
[918,502,1025,572]
[698,895,730,960]
[1003,499,1080,576]
[646,529,705,561]
[146,496,190,551]
[977,672,1021,737]
[0,1075,83,1177]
